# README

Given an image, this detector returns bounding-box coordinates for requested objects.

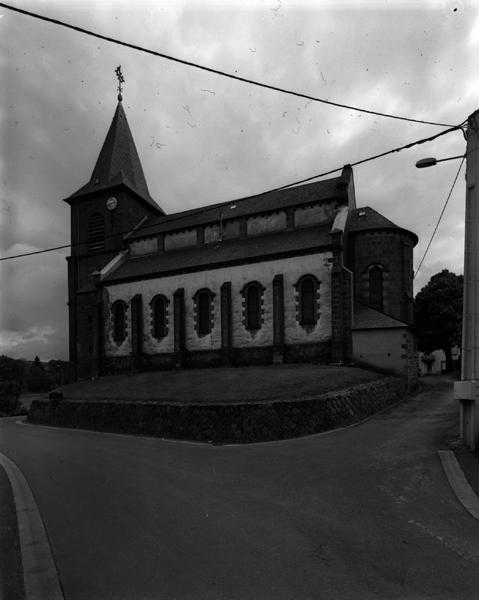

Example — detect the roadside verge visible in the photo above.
[0,452,64,600]
[438,450,479,521]
[0,461,24,600]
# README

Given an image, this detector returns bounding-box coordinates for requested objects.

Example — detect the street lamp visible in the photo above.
[416,109,479,449]
[415,155,464,168]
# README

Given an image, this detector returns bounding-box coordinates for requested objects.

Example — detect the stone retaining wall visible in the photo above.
[27,377,407,443]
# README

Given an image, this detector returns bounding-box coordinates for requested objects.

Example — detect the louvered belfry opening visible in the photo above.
[88,212,105,251]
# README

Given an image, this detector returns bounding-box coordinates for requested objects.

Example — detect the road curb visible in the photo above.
[0,452,64,600]
[438,450,479,521]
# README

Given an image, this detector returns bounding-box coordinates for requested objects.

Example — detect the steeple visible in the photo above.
[66,67,163,214]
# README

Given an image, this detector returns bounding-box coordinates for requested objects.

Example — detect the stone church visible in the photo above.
[65,93,418,382]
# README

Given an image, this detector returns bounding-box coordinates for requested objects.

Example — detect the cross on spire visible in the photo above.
[115,65,125,102]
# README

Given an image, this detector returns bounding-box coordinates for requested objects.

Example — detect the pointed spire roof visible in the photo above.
[67,100,163,213]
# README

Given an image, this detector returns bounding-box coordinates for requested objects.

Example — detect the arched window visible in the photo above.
[295,275,320,326]
[112,300,127,344]
[369,265,384,311]
[151,295,169,339]
[88,212,105,252]
[193,289,215,335]
[247,285,260,330]
[241,281,265,331]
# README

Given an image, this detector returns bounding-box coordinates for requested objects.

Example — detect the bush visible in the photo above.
[0,380,20,416]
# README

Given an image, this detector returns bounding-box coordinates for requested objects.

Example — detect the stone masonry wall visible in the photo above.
[352,231,414,325]
[29,376,406,443]
[104,252,333,358]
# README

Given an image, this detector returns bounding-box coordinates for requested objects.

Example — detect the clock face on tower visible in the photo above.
[106,196,118,211]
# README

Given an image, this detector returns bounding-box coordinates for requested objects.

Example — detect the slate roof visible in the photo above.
[130,175,345,240]
[104,224,332,283]
[66,101,164,214]
[352,303,409,330]
[348,206,418,245]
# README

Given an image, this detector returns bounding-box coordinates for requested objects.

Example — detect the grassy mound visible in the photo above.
[57,364,384,405]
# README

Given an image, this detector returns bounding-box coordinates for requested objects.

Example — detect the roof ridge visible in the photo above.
[132,176,344,239]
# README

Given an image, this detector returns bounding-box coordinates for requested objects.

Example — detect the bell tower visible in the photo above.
[64,67,164,379]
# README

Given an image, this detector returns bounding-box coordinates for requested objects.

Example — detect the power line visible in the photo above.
[0,2,455,129]
[95,120,466,240]
[414,155,466,280]
[0,244,71,261]
[276,123,465,190]
[0,122,465,262]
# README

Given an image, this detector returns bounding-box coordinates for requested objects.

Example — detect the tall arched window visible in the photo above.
[193,289,215,335]
[241,281,265,331]
[369,265,384,311]
[198,292,210,334]
[300,277,316,324]
[88,212,105,252]
[112,300,127,344]
[151,295,169,339]
[295,275,320,326]
[247,285,260,330]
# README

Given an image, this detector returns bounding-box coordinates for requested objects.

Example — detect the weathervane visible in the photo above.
[115,65,125,101]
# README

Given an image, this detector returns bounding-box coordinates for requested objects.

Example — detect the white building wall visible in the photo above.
[104,252,333,357]
[352,328,406,373]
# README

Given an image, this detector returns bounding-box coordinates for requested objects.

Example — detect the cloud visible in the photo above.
[1,0,475,360]
[0,244,68,360]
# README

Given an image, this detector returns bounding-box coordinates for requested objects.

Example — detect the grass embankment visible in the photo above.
[57,364,384,404]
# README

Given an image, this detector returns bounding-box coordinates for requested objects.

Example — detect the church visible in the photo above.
[64,82,418,383]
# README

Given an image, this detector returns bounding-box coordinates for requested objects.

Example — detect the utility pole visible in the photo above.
[454,109,479,450]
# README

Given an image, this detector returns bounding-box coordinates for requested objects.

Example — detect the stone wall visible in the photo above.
[104,253,333,358]
[28,376,406,443]
[351,231,414,325]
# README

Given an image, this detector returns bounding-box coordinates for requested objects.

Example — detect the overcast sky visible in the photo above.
[0,0,476,361]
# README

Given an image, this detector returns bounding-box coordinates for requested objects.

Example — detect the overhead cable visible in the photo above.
[0,123,465,262]
[0,2,455,128]
[414,155,466,279]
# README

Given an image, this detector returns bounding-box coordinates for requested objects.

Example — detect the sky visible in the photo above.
[0,0,476,361]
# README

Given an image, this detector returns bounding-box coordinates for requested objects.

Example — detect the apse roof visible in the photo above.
[348,206,418,245]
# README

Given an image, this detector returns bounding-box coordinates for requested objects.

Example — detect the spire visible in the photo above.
[89,101,154,202]
[66,68,163,213]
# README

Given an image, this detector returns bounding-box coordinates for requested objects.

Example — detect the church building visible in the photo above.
[64,85,418,383]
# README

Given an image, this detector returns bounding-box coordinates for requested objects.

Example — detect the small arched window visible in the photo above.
[151,295,169,339]
[241,281,265,331]
[88,212,105,252]
[369,265,384,311]
[112,300,127,344]
[295,275,320,326]
[193,289,215,336]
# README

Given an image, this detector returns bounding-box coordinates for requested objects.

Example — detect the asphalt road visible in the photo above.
[1,376,479,600]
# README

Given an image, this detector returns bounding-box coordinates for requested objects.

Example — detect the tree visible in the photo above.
[0,355,28,415]
[414,269,463,372]
[26,356,52,392]
[0,355,27,392]
[46,360,72,387]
